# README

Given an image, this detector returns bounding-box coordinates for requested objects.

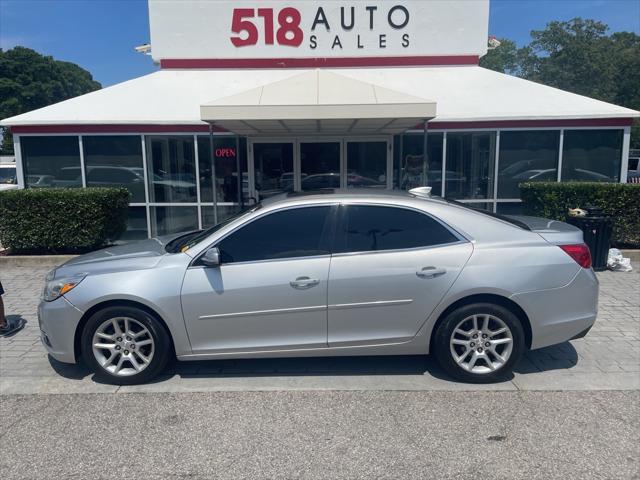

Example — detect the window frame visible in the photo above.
[332,202,466,257]
[193,203,340,266]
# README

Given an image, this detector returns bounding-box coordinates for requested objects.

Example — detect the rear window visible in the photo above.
[442,199,531,231]
[335,205,459,254]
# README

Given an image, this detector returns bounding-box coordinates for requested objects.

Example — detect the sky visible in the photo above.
[1,0,639,87]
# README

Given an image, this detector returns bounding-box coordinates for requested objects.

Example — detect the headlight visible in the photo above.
[42,273,87,302]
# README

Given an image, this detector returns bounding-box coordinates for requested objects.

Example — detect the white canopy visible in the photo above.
[2,66,638,128]
[200,70,436,135]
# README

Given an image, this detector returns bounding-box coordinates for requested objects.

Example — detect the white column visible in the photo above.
[492,131,500,212]
[620,126,631,183]
[13,134,25,189]
[140,135,152,238]
[78,136,87,187]
[193,134,202,229]
[557,129,564,182]
[441,132,447,197]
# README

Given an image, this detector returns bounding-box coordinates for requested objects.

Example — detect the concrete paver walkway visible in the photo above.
[1,262,638,394]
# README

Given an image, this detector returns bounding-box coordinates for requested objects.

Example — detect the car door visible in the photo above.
[327,204,473,346]
[181,205,336,354]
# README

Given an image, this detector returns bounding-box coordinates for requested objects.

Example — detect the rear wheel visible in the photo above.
[81,306,170,385]
[433,303,524,383]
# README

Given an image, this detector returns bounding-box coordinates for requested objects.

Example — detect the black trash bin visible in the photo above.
[566,206,614,271]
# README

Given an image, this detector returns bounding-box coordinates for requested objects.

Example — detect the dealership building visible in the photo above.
[1,0,638,239]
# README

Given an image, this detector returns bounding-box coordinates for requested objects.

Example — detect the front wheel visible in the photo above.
[433,303,525,383]
[81,306,170,385]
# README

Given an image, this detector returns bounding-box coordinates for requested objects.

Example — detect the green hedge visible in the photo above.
[520,182,640,248]
[0,187,130,254]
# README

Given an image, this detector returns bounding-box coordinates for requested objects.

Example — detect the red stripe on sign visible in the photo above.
[10,124,218,134]
[426,118,635,129]
[159,55,480,69]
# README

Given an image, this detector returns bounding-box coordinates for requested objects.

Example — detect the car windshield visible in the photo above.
[165,203,262,253]
[441,198,531,231]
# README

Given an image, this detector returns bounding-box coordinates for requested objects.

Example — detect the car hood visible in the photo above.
[53,237,174,278]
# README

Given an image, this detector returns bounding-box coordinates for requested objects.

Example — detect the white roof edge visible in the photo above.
[1,66,638,127]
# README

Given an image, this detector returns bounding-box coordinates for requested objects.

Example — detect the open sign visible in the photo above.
[215,148,236,158]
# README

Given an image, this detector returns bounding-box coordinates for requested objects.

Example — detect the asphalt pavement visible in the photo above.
[1,390,638,479]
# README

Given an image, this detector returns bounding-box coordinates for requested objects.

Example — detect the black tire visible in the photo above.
[433,303,525,383]
[81,305,171,385]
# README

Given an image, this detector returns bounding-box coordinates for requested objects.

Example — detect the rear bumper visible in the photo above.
[38,297,84,364]
[512,267,599,350]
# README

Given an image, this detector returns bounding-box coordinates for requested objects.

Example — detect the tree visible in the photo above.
[484,19,640,148]
[0,47,102,154]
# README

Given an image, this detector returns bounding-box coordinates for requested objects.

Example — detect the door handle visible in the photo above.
[290,276,320,289]
[416,266,447,279]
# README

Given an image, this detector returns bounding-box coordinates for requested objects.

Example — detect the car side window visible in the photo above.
[216,206,332,263]
[336,205,459,254]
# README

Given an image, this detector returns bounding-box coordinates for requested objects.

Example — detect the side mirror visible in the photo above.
[200,247,221,267]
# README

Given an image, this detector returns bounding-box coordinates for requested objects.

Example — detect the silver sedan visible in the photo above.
[38,189,598,384]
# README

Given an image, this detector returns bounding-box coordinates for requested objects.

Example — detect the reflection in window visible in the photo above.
[300,142,341,190]
[120,206,148,241]
[201,205,242,228]
[399,133,443,195]
[197,136,248,204]
[496,202,524,215]
[346,142,387,188]
[146,136,197,203]
[217,207,331,263]
[562,130,623,182]
[336,205,458,253]
[83,136,145,202]
[498,131,560,199]
[22,136,82,188]
[0,165,17,185]
[445,132,496,200]
[253,143,294,199]
[150,206,198,236]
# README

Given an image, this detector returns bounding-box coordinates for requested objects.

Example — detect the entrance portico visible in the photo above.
[200,69,436,213]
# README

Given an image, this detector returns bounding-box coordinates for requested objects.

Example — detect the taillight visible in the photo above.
[559,244,592,269]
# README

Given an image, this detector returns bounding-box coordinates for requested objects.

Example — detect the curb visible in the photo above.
[0,255,77,267]
[621,250,640,262]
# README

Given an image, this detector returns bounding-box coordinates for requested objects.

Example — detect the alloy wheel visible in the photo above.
[449,314,514,374]
[92,316,155,376]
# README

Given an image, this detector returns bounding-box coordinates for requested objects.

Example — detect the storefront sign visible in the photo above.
[149,0,489,64]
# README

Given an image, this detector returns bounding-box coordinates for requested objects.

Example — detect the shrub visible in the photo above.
[519,182,640,248]
[0,187,130,254]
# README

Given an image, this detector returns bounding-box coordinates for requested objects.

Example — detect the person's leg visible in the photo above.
[0,294,6,331]
[0,281,6,330]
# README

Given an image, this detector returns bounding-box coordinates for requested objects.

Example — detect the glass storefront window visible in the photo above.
[445,132,496,200]
[346,141,387,188]
[399,133,443,195]
[300,142,341,190]
[120,206,148,241]
[496,202,524,215]
[253,142,294,199]
[146,136,197,203]
[22,136,82,188]
[201,205,242,228]
[498,131,560,199]
[197,136,248,204]
[83,136,145,202]
[561,130,623,182]
[150,206,198,236]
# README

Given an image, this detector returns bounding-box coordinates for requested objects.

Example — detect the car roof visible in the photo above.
[261,188,441,207]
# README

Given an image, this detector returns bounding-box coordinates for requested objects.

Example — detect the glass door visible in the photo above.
[250,141,294,200]
[298,140,342,191]
[345,139,390,189]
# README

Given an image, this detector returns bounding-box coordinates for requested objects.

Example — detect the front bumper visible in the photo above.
[38,296,84,364]
[512,267,599,350]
